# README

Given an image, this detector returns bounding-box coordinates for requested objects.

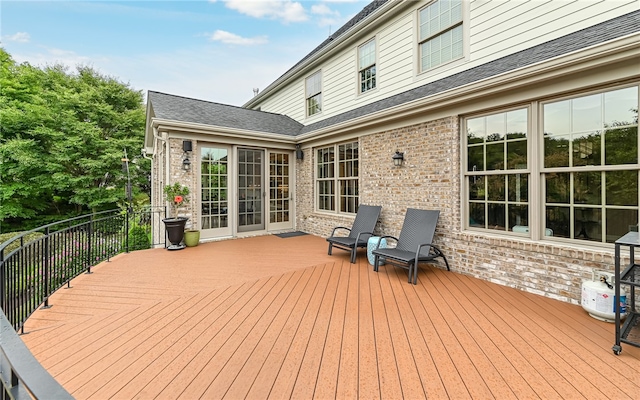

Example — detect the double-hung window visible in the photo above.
[466,108,529,233]
[464,85,640,244]
[358,39,376,93]
[419,0,463,72]
[317,142,359,213]
[306,71,322,117]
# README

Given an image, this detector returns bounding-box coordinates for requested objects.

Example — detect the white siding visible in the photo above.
[323,50,356,117]
[254,0,638,124]
[469,0,636,64]
[259,80,305,122]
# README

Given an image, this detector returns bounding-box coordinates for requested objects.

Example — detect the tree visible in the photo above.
[0,48,149,232]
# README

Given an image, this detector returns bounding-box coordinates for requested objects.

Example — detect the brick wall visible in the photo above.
[294,116,617,304]
[155,137,199,230]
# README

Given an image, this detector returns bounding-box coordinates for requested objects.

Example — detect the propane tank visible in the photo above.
[581,270,627,323]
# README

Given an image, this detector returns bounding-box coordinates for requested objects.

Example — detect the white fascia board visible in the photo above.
[296,33,640,143]
[150,118,297,145]
[243,0,406,109]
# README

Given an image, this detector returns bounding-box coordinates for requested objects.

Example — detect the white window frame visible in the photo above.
[315,141,359,214]
[306,70,322,117]
[358,38,377,94]
[418,0,464,73]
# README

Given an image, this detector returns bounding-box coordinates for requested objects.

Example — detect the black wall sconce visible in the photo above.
[182,140,192,171]
[296,144,304,160]
[392,150,404,167]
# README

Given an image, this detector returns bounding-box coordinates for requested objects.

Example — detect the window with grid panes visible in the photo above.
[359,39,376,93]
[419,0,463,72]
[466,108,529,233]
[306,71,322,117]
[464,85,640,244]
[543,86,639,243]
[316,142,359,213]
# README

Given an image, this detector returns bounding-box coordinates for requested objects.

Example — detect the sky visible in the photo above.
[1,0,370,106]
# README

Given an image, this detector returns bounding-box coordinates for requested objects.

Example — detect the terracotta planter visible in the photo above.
[184,230,200,247]
[162,217,188,250]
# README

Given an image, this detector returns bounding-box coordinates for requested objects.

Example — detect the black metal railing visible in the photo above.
[0,207,165,398]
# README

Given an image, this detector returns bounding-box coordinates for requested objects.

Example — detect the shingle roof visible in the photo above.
[148,91,303,136]
[148,8,639,138]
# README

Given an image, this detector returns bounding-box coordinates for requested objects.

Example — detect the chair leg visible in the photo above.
[350,248,357,264]
[441,254,450,271]
[373,255,379,271]
[328,243,333,255]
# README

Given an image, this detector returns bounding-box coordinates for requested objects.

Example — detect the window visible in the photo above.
[543,87,638,243]
[464,85,640,244]
[466,108,529,233]
[306,71,322,117]
[419,0,463,72]
[359,39,376,93]
[317,142,359,213]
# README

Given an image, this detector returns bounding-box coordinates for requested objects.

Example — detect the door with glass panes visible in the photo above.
[200,146,231,238]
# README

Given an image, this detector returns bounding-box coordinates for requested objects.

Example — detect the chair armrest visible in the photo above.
[354,231,375,244]
[415,243,444,258]
[373,235,399,249]
[330,226,352,236]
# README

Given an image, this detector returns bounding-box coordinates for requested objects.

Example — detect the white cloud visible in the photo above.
[2,32,31,43]
[311,3,342,28]
[210,30,268,45]
[223,0,308,23]
[311,4,337,16]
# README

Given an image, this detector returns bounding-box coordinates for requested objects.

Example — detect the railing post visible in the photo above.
[125,209,131,253]
[0,247,5,318]
[86,215,93,274]
[42,227,51,310]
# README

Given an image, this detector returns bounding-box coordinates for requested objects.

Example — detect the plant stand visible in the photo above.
[163,217,188,250]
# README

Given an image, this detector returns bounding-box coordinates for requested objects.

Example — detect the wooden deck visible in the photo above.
[23,234,640,399]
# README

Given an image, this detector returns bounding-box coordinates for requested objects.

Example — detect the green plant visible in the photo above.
[127,225,150,251]
[163,183,190,219]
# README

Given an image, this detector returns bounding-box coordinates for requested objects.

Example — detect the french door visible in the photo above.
[200,146,232,238]
[238,148,265,232]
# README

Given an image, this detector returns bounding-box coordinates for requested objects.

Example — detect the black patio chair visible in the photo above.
[326,205,382,263]
[372,208,449,284]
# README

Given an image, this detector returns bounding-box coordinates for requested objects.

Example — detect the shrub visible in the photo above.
[128,225,150,251]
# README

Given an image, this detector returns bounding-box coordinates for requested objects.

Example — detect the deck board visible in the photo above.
[21,234,640,399]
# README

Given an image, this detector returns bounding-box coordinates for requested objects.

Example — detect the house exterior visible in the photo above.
[144,0,640,304]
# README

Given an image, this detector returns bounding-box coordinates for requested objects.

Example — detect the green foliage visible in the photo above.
[0,231,45,254]
[0,48,149,232]
[127,225,151,251]
[163,183,190,218]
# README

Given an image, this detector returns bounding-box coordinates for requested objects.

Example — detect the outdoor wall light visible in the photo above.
[296,144,304,160]
[182,140,193,171]
[392,151,404,167]
[182,157,191,170]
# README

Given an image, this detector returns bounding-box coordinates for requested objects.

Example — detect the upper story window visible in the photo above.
[419,0,463,72]
[358,39,376,93]
[306,71,322,117]
[316,141,359,213]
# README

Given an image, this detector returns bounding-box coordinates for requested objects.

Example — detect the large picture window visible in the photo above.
[543,86,639,243]
[316,142,359,213]
[419,0,463,72]
[306,71,322,117]
[464,85,640,245]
